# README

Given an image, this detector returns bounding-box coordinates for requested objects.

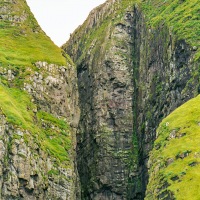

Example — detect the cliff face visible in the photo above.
[63,0,199,199]
[1,0,200,199]
[0,0,79,199]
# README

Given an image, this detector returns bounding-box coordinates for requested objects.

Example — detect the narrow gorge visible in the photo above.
[0,0,200,199]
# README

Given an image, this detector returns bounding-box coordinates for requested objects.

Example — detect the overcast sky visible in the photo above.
[26,0,106,46]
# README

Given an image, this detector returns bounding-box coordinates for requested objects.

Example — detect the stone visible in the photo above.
[192,46,198,51]
[167,158,174,166]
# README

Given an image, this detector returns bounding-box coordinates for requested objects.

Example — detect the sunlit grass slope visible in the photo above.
[146,95,200,199]
[0,0,66,66]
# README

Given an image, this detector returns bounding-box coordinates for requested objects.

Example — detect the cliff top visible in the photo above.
[63,0,200,62]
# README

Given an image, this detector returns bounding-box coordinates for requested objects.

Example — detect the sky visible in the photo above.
[26,0,106,46]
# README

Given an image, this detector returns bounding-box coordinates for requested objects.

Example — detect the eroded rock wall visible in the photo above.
[132,7,199,198]
[0,113,73,200]
[64,1,199,199]
[64,1,140,198]
[76,12,136,200]
[0,61,79,200]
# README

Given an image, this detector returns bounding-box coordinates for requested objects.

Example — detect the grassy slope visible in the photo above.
[0,0,73,167]
[145,95,200,199]
[0,0,66,66]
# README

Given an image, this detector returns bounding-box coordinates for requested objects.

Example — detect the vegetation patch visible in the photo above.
[146,95,200,199]
[0,83,72,167]
[48,169,59,176]
[141,0,200,60]
[0,0,66,67]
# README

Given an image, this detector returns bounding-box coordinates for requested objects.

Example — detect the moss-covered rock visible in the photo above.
[0,0,79,199]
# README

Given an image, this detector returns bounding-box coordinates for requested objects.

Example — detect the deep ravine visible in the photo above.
[0,0,199,199]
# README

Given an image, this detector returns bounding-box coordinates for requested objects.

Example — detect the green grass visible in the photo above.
[141,0,200,60]
[0,83,72,166]
[145,95,200,199]
[0,84,35,127]
[37,111,70,131]
[0,0,66,66]
[48,169,59,176]
[37,111,72,163]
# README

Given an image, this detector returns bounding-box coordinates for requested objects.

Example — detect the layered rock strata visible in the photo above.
[0,0,80,199]
[63,0,199,199]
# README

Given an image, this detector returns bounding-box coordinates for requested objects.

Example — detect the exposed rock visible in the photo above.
[63,0,199,199]
[0,0,80,199]
[23,61,79,126]
[0,111,79,199]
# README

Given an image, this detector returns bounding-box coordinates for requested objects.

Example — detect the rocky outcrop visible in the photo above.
[64,3,138,199]
[23,61,79,127]
[63,0,199,199]
[0,0,80,199]
[0,112,75,200]
[0,61,79,199]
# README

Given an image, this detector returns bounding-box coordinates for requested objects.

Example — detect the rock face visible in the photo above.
[0,113,74,200]
[63,0,199,199]
[0,61,79,200]
[24,61,79,126]
[1,0,200,199]
[0,60,79,199]
[0,0,79,199]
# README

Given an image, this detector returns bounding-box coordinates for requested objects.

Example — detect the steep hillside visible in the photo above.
[146,95,200,199]
[1,0,199,199]
[0,0,66,66]
[0,0,79,199]
[63,0,199,199]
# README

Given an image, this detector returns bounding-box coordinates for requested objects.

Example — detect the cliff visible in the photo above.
[63,0,199,199]
[1,0,200,199]
[0,0,79,199]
